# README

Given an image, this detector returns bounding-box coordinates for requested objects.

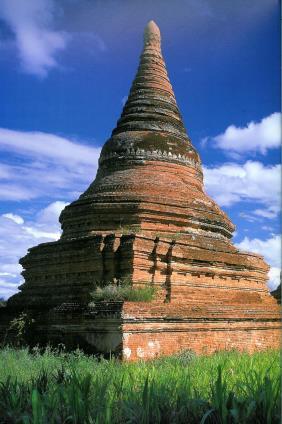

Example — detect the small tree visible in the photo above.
[0,297,7,307]
[7,312,35,346]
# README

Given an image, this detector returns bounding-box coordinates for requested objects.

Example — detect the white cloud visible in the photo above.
[0,201,67,299]
[236,234,281,291]
[0,279,21,299]
[203,161,281,218]
[236,235,281,268]
[0,0,68,77]
[0,128,100,201]
[0,128,99,165]
[3,213,24,225]
[23,226,61,240]
[36,200,68,225]
[268,268,281,292]
[205,113,281,155]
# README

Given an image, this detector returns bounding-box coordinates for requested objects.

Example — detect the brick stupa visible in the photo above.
[3,21,280,359]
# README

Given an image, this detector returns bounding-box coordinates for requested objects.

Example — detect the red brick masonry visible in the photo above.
[3,21,280,359]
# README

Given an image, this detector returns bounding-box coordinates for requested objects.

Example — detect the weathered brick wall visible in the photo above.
[121,299,281,360]
[3,21,281,360]
[122,321,281,361]
[7,234,134,308]
[118,233,281,360]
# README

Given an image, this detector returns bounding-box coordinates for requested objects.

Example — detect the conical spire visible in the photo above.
[53,19,235,244]
[112,20,188,140]
[94,20,202,192]
[143,20,161,48]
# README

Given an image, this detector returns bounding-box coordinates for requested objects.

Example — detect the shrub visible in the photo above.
[0,297,6,307]
[7,312,35,346]
[173,348,197,365]
[118,224,141,235]
[90,283,156,303]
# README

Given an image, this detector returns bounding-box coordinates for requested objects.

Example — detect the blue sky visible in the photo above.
[0,0,280,298]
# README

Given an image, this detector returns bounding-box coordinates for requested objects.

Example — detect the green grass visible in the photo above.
[0,347,280,423]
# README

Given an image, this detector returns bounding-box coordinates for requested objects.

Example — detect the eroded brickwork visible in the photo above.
[2,21,280,359]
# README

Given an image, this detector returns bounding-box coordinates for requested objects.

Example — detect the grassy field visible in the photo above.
[0,347,280,423]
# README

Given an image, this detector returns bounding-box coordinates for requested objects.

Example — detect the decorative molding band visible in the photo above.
[99,148,202,172]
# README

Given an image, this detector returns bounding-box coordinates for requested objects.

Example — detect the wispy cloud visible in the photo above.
[0,128,99,165]
[202,113,281,156]
[2,213,24,225]
[253,206,280,220]
[203,161,281,219]
[72,32,107,54]
[0,128,100,201]
[0,0,68,77]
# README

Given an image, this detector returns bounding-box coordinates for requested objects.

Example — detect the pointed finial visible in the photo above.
[144,20,161,46]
